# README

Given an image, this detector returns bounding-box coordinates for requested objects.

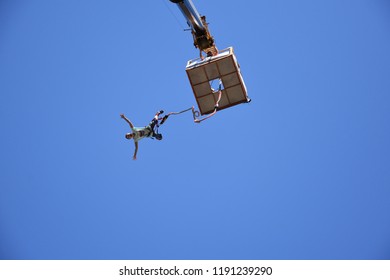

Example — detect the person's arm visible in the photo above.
[120,114,134,129]
[133,141,138,160]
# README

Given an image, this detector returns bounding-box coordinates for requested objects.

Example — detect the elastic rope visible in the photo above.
[158,106,195,126]
[166,107,194,117]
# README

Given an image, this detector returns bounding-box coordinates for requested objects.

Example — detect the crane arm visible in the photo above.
[170,0,218,57]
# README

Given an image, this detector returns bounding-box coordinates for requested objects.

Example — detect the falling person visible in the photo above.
[120,110,164,160]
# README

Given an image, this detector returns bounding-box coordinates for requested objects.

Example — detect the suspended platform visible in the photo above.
[186,47,250,115]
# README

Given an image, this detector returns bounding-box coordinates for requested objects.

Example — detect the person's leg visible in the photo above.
[149,110,164,130]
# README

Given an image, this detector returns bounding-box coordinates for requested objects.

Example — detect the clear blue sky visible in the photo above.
[1,0,390,260]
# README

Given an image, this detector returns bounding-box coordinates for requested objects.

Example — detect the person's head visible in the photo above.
[155,133,163,141]
[125,133,133,140]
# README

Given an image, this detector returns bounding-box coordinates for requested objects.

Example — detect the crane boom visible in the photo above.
[170,0,218,57]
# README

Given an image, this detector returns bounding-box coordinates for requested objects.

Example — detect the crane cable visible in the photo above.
[161,0,187,31]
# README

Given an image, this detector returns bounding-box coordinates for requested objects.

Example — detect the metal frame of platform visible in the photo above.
[186,47,250,115]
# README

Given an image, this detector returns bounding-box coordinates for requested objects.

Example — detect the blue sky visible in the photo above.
[1,0,390,260]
